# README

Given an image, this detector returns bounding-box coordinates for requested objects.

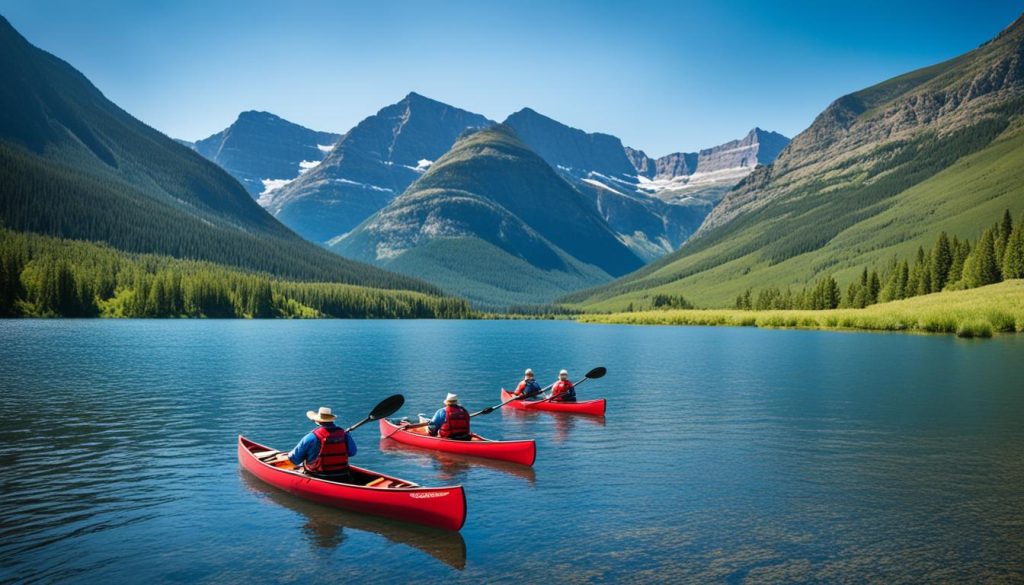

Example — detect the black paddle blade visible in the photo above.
[586,367,607,380]
[370,394,405,420]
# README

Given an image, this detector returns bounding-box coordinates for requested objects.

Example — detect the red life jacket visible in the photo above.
[551,380,575,401]
[306,426,349,474]
[439,405,471,439]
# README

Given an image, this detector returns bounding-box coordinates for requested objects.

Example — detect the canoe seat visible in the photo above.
[252,450,278,461]
[366,477,410,489]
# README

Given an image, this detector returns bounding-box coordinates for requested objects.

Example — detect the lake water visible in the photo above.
[1,320,1023,583]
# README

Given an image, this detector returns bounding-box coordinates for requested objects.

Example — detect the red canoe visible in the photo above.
[379,419,537,466]
[238,436,466,531]
[500,389,606,416]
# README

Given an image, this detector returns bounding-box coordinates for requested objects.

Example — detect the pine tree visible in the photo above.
[963,227,1002,288]
[948,239,970,285]
[868,270,881,305]
[917,261,933,296]
[1000,209,1014,249]
[1002,213,1024,280]
[930,232,953,291]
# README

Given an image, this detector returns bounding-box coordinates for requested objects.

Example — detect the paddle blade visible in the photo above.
[369,394,405,421]
[585,367,607,380]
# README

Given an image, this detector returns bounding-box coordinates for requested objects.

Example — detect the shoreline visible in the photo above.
[576,280,1024,338]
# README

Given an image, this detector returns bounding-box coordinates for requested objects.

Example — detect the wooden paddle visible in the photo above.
[531,367,606,405]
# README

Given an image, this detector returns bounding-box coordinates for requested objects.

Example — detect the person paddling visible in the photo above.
[512,368,542,400]
[278,406,358,482]
[427,393,472,440]
[549,369,577,402]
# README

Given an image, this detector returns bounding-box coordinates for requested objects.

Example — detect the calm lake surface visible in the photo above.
[1,320,1022,583]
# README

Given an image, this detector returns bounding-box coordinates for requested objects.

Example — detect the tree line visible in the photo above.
[0,229,473,319]
[735,209,1024,310]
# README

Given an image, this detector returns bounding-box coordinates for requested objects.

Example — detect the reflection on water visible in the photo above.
[501,407,606,444]
[240,471,467,569]
[378,439,537,485]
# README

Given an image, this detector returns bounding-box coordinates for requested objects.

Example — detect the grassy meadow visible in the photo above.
[578,280,1024,337]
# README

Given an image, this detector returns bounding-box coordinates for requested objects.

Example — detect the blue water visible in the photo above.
[1,320,1022,583]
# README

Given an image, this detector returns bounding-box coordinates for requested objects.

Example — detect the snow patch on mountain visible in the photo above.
[259,178,294,203]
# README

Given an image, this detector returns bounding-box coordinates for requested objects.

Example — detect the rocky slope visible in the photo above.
[261,93,492,242]
[627,128,790,206]
[190,111,339,198]
[505,108,787,260]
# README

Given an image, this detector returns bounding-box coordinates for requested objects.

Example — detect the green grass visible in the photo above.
[578,280,1024,337]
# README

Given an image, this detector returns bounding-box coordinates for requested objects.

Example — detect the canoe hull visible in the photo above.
[500,389,606,416]
[379,419,536,466]
[237,435,466,531]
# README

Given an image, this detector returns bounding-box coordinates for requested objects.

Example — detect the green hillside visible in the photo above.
[0,15,439,296]
[332,125,643,309]
[568,14,1024,311]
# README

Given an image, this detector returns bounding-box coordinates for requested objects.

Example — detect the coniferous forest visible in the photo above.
[733,210,1024,311]
[0,230,473,318]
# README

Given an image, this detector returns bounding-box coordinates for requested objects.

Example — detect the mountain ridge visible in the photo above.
[262,92,493,242]
[189,111,339,198]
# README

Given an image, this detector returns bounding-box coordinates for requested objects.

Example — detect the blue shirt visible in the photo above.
[288,423,357,466]
[427,407,448,432]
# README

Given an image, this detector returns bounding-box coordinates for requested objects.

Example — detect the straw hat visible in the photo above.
[445,393,459,404]
[306,406,337,423]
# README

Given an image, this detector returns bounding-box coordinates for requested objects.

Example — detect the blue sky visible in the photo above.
[2,0,1022,155]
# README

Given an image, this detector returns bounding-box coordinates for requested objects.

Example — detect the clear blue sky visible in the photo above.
[2,0,1022,155]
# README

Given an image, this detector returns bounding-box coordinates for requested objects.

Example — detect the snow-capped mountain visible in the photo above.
[628,128,790,205]
[188,111,340,198]
[504,108,789,260]
[260,93,494,243]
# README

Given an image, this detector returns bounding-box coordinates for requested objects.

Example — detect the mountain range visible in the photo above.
[258,93,493,243]
[0,15,439,295]
[331,125,644,308]
[187,95,787,307]
[569,13,1024,309]
[195,99,787,261]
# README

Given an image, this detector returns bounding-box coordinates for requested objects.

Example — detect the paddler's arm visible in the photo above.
[281,432,316,465]
[345,432,357,457]
[427,408,445,433]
